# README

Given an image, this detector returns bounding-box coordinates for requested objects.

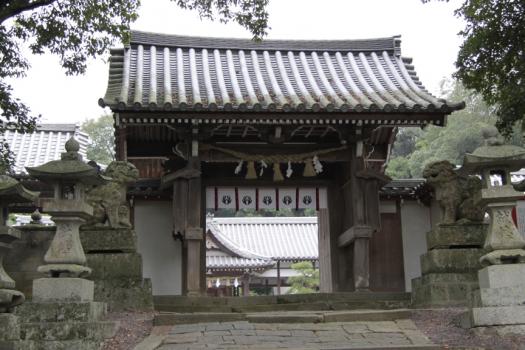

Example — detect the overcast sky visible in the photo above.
[9,0,464,124]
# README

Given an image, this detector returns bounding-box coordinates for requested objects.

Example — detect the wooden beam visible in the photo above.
[318,208,333,292]
[337,225,374,248]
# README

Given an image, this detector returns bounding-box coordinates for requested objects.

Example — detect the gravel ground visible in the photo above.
[101,311,155,350]
[412,308,525,350]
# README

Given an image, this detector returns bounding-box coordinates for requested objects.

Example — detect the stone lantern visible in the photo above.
[26,137,106,302]
[0,175,38,346]
[460,127,525,265]
[459,126,525,332]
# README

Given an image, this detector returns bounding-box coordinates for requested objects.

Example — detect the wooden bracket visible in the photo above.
[338,225,374,248]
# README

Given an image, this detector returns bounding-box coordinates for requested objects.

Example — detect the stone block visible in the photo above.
[411,273,478,307]
[93,278,153,311]
[427,224,487,250]
[16,302,106,323]
[17,340,102,350]
[80,228,137,253]
[420,248,485,274]
[86,253,142,279]
[469,305,525,327]
[478,264,525,289]
[20,320,117,341]
[33,278,94,302]
[419,272,478,284]
[471,284,525,307]
[0,313,20,341]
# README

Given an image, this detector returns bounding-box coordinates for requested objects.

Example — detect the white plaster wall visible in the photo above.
[134,200,182,295]
[400,201,431,292]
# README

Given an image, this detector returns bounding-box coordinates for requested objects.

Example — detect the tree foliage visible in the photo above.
[287,261,319,294]
[81,114,115,165]
[385,80,522,178]
[0,0,269,172]
[424,0,525,135]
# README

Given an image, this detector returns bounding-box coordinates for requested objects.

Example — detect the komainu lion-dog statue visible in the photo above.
[85,161,139,228]
[423,160,483,225]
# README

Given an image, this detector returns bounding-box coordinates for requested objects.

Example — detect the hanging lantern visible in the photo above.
[215,278,221,288]
[245,161,257,179]
[234,278,239,288]
[273,163,284,182]
[303,159,316,177]
[207,279,212,289]
[226,278,231,287]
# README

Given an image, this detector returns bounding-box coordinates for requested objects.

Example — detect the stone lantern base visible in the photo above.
[14,276,117,348]
[464,263,525,334]
[0,313,21,350]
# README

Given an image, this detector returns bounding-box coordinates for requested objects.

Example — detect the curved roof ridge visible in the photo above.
[207,221,273,261]
[130,30,400,53]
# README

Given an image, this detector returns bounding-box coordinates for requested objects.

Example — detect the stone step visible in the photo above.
[155,298,411,313]
[322,309,411,322]
[153,292,411,309]
[153,309,412,326]
[154,312,246,326]
[16,302,106,323]
[20,321,118,341]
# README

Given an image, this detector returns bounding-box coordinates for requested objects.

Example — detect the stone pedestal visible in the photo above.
[16,300,116,350]
[80,228,153,310]
[464,264,525,334]
[412,223,486,307]
[0,313,21,350]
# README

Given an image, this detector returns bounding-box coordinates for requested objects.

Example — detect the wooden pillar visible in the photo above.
[338,142,388,292]
[168,157,204,296]
[276,260,281,295]
[242,273,250,297]
[318,208,334,292]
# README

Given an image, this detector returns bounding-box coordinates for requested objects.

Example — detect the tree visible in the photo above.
[287,261,319,294]
[386,80,513,178]
[424,0,525,135]
[0,0,270,172]
[81,114,115,165]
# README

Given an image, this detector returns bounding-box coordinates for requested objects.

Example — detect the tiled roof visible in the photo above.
[100,31,464,114]
[208,217,318,261]
[206,255,274,272]
[206,220,274,272]
[4,124,89,174]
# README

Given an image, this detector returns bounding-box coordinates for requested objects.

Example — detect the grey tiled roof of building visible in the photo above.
[100,31,464,114]
[4,124,89,174]
[207,220,274,272]
[208,217,318,262]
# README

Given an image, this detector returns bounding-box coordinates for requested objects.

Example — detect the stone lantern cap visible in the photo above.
[460,145,525,174]
[459,127,525,175]
[25,137,107,185]
[0,175,39,203]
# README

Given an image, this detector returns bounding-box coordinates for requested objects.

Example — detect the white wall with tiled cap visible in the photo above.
[400,200,431,292]
[134,200,182,295]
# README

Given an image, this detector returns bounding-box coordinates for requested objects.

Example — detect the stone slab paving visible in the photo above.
[155,319,434,350]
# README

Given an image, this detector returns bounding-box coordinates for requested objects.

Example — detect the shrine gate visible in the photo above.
[99,31,463,296]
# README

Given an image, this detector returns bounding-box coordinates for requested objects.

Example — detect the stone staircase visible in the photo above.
[153,292,411,326]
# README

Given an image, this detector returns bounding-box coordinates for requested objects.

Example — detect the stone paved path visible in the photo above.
[155,319,434,349]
